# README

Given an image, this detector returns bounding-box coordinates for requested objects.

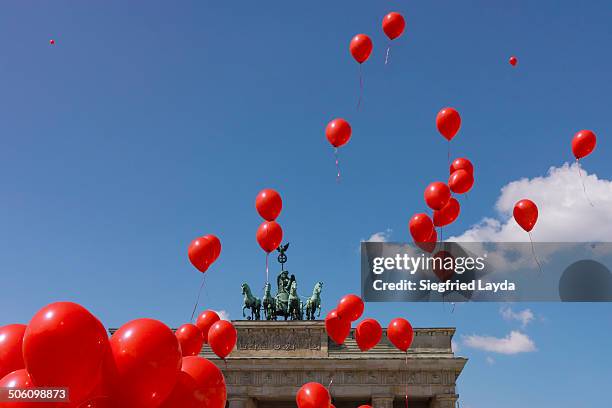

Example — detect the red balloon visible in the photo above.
[207,235,222,263]
[409,213,434,243]
[109,318,181,408]
[433,250,455,283]
[161,357,226,408]
[255,189,283,221]
[208,321,236,359]
[0,369,45,408]
[572,130,596,159]
[296,382,330,408]
[424,182,451,210]
[324,309,351,345]
[78,397,116,408]
[325,118,352,148]
[387,318,414,352]
[256,221,283,253]
[195,310,220,344]
[349,34,373,64]
[22,302,108,405]
[449,157,473,175]
[355,319,382,351]
[49,39,55,45]
[0,324,26,379]
[336,294,364,321]
[436,107,461,141]
[513,199,538,232]
[509,56,517,66]
[188,234,221,273]
[176,324,204,357]
[433,198,460,227]
[448,170,474,194]
[414,228,437,253]
[382,12,406,40]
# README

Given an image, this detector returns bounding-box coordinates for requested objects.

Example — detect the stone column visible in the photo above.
[228,396,257,408]
[430,394,457,408]
[371,395,395,408]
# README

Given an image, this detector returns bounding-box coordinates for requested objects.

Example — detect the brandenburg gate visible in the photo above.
[201,320,466,408]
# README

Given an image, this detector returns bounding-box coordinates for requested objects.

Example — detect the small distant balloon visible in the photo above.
[49,39,55,45]
[509,56,517,66]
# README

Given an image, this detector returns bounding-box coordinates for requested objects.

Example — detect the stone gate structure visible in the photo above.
[200,321,467,408]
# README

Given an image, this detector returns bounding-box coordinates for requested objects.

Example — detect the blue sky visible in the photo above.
[1,1,611,407]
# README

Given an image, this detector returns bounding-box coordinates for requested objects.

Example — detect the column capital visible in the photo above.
[371,395,395,408]
[430,394,458,408]
[228,396,257,408]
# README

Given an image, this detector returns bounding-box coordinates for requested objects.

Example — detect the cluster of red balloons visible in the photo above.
[324,294,364,345]
[319,298,415,408]
[324,295,414,354]
[177,310,237,361]
[348,12,407,65]
[255,189,284,255]
[188,234,222,274]
[408,108,476,257]
[0,302,233,408]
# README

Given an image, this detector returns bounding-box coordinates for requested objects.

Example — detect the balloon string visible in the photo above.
[357,64,363,111]
[266,252,269,283]
[405,351,409,408]
[190,274,207,323]
[576,160,595,207]
[334,147,341,182]
[528,231,543,274]
[447,141,451,169]
[385,44,391,65]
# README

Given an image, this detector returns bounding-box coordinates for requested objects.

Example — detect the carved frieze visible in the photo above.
[222,369,454,386]
[237,328,322,351]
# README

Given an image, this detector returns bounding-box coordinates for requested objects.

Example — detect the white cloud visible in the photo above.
[486,356,495,365]
[462,331,536,354]
[451,339,460,353]
[500,306,535,328]
[216,310,230,321]
[365,229,393,242]
[452,163,612,242]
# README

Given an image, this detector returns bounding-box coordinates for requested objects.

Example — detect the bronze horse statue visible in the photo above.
[304,281,323,320]
[262,282,275,320]
[241,283,261,320]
